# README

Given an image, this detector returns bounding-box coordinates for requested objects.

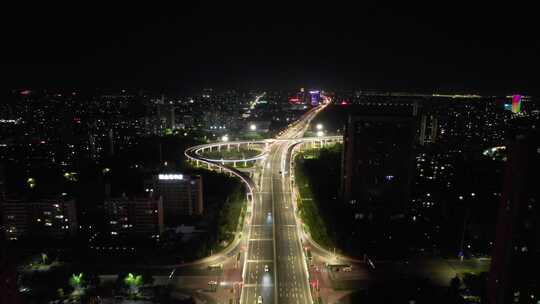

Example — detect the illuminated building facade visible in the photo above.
[1,198,77,240]
[419,113,438,145]
[149,173,203,219]
[487,124,540,304]
[511,94,522,114]
[341,102,419,217]
[104,196,164,239]
[309,90,320,106]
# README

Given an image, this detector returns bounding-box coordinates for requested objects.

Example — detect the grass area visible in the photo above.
[216,183,246,247]
[294,146,337,250]
[199,147,261,160]
[238,132,265,141]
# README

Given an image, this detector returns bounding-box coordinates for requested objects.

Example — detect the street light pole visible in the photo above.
[459,207,469,261]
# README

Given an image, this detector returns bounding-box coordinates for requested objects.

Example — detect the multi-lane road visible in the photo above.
[241,103,329,304]
[184,100,329,304]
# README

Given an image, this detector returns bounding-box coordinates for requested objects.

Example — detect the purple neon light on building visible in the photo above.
[309,90,320,106]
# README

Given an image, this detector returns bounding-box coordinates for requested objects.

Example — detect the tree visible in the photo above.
[69,273,84,290]
[41,252,48,265]
[124,273,143,294]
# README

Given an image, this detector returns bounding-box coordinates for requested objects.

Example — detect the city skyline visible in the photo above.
[1,3,539,304]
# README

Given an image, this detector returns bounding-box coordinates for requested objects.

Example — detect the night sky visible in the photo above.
[1,3,538,94]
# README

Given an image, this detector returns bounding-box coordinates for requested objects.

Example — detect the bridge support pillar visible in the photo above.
[227,144,230,151]
[233,161,237,167]
[237,144,240,152]
[196,160,199,167]
[218,145,221,152]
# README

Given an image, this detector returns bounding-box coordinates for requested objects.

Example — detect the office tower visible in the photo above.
[104,196,164,239]
[108,128,114,156]
[150,173,204,219]
[309,90,321,106]
[511,94,522,114]
[157,96,176,131]
[419,114,438,145]
[0,245,21,304]
[1,198,77,240]
[341,102,419,217]
[183,115,194,128]
[487,124,539,304]
[0,163,5,197]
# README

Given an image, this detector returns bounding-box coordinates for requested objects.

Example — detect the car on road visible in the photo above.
[257,295,263,303]
[264,264,269,272]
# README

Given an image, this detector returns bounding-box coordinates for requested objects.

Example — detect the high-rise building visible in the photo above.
[148,173,204,220]
[1,198,77,240]
[0,245,21,304]
[419,114,438,145]
[104,196,164,239]
[183,115,194,128]
[309,90,320,106]
[157,96,176,131]
[108,128,115,156]
[487,123,540,304]
[341,102,419,217]
[511,94,522,114]
[0,163,5,197]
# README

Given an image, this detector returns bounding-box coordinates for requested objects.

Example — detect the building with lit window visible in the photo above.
[147,174,203,220]
[487,122,540,304]
[104,196,164,239]
[1,198,77,240]
[0,163,5,196]
[341,102,419,218]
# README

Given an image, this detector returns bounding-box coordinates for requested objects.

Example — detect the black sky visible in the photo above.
[1,2,538,94]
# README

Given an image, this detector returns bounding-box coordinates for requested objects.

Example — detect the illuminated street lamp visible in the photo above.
[27,177,36,189]
[316,123,323,130]
[316,130,324,137]
[222,135,229,142]
[250,124,257,131]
